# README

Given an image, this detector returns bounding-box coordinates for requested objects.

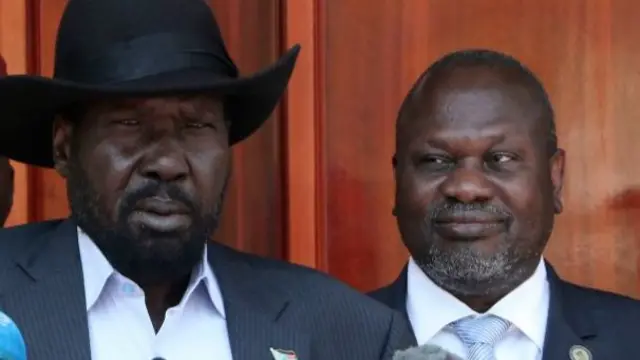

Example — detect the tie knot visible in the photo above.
[452,315,511,347]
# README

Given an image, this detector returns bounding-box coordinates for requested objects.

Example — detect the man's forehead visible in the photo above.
[404,67,543,129]
[87,94,223,113]
[418,66,534,104]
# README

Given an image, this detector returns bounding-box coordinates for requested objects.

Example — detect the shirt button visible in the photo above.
[121,283,136,295]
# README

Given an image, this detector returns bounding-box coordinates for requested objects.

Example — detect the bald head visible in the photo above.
[0,156,13,227]
[397,49,557,157]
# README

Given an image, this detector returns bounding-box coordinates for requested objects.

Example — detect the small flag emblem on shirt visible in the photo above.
[269,347,298,360]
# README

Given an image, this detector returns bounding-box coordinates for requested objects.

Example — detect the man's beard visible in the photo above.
[415,239,533,298]
[411,201,539,297]
[66,159,226,287]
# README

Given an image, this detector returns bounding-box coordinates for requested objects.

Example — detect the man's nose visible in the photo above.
[438,161,494,203]
[139,139,188,182]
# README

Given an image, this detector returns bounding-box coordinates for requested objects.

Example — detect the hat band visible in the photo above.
[54,32,239,84]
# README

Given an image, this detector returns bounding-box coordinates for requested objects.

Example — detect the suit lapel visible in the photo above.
[389,266,409,315]
[208,243,310,360]
[0,220,91,360]
[542,263,598,360]
[369,265,417,344]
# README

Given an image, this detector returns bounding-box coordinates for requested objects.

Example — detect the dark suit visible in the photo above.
[369,262,640,359]
[0,220,414,360]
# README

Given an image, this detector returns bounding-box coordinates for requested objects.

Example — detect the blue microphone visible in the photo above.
[0,311,26,360]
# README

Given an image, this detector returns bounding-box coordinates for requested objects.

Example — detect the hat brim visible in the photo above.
[0,45,300,168]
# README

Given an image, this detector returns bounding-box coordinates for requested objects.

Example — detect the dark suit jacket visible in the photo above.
[369,262,640,359]
[0,220,414,360]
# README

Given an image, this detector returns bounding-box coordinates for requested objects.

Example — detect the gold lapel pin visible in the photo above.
[569,345,592,360]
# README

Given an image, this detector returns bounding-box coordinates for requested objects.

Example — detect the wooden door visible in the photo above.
[291,0,640,296]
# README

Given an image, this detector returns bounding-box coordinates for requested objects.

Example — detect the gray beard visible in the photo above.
[415,240,536,298]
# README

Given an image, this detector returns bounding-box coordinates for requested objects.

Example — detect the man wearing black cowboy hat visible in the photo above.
[0,0,414,359]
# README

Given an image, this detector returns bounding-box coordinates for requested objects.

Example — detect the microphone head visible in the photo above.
[0,311,26,360]
[392,344,462,360]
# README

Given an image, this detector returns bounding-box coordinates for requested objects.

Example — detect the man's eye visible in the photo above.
[186,122,215,129]
[422,156,449,164]
[113,119,139,126]
[490,153,516,163]
[418,155,453,171]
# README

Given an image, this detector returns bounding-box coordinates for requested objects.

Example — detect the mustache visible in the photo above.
[119,181,197,215]
[427,201,512,222]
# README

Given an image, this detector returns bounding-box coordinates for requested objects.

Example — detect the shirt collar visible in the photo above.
[77,227,226,318]
[406,257,548,349]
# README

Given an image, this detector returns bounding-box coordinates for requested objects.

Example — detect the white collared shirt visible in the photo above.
[406,257,549,360]
[78,227,232,360]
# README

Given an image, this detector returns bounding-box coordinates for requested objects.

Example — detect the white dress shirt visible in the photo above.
[406,257,549,360]
[78,228,232,360]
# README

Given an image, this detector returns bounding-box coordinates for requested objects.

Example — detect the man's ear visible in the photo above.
[550,149,565,214]
[52,115,74,178]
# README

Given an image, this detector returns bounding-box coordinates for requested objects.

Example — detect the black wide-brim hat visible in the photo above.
[0,0,300,168]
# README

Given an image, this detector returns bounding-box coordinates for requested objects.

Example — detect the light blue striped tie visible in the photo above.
[452,315,510,360]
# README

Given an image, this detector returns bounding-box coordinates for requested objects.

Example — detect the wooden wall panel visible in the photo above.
[32,0,68,222]
[29,0,286,258]
[206,0,285,258]
[314,0,640,296]
[282,0,322,268]
[0,1,31,227]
